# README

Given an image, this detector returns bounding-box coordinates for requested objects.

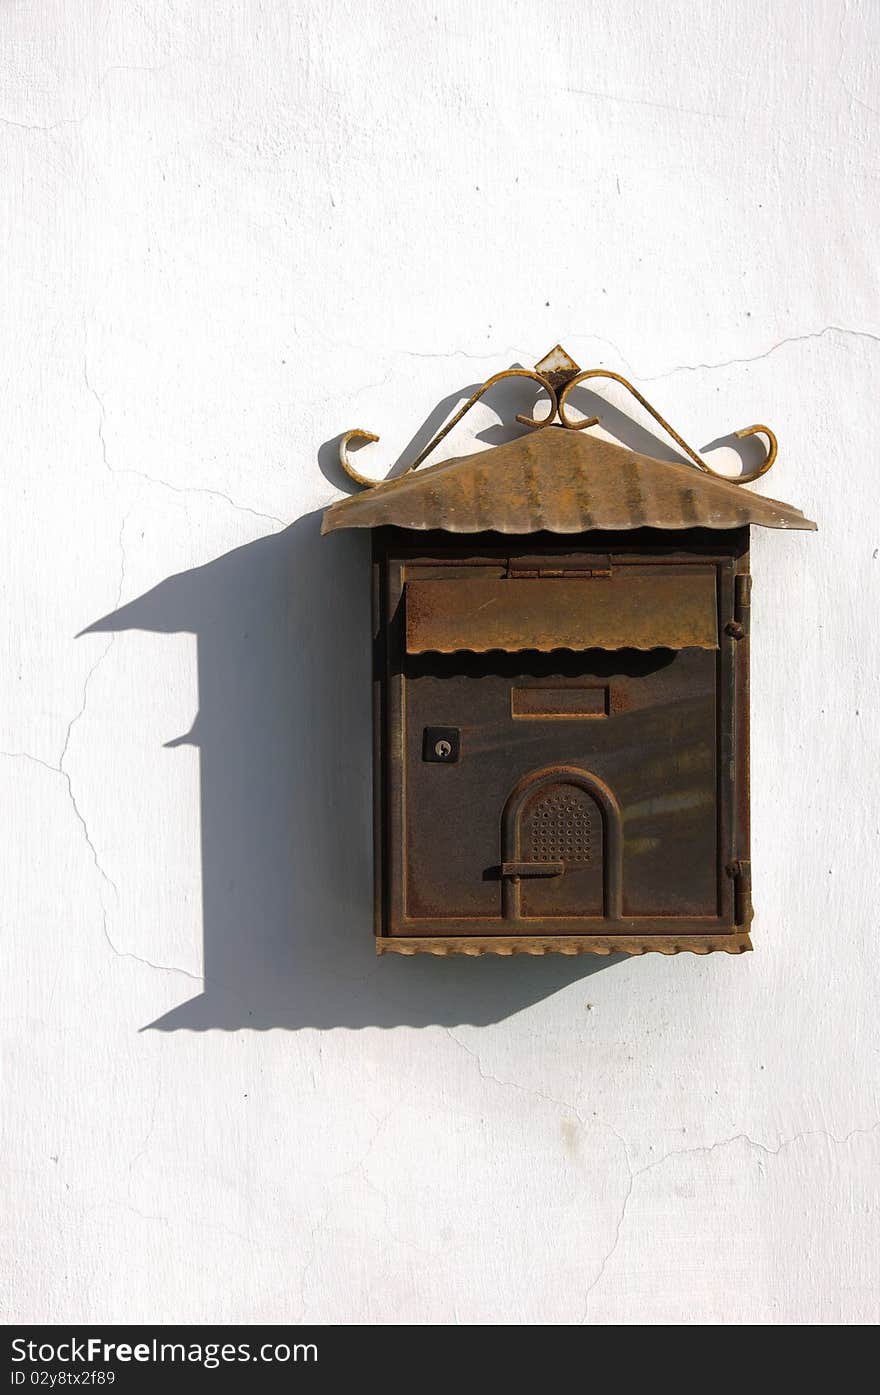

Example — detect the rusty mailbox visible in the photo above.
[322,347,816,958]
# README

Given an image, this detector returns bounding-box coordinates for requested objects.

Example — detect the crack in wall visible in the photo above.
[82,358,285,528]
[445,1026,588,1126]
[298,298,636,374]
[296,1199,334,1322]
[307,321,879,398]
[836,2,880,121]
[126,1075,163,1188]
[442,1027,880,1321]
[53,363,293,989]
[326,1106,435,1252]
[3,497,209,986]
[642,325,880,381]
[312,324,877,444]
[298,1103,426,1318]
[1,748,205,984]
[85,1198,295,1260]
[581,1119,880,1319]
[445,1024,637,1322]
[310,1099,465,1313]
[581,1166,634,1320]
[562,86,728,121]
[0,64,164,134]
[4,507,128,924]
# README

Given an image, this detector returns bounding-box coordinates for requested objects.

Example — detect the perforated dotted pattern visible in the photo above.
[527,787,594,865]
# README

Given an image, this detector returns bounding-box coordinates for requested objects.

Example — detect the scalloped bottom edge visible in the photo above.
[376,934,753,958]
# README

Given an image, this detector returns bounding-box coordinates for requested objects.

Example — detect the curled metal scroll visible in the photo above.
[556,369,777,485]
[338,369,558,488]
[337,351,777,489]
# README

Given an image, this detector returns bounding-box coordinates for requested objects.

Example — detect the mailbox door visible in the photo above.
[376,536,748,940]
[510,775,607,918]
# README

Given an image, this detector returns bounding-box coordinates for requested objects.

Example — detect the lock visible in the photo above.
[423,726,460,763]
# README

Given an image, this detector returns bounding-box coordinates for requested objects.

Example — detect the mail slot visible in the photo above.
[322,344,816,957]
[511,686,608,719]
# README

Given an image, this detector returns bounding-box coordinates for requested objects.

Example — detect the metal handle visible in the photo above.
[500,861,565,878]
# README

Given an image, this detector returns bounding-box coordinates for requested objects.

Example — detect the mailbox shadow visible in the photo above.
[84,508,621,1031]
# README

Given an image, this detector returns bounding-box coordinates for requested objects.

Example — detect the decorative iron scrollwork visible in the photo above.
[338,367,558,488]
[555,368,776,485]
[337,343,777,489]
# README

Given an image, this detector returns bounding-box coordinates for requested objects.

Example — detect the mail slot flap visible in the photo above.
[405,566,718,653]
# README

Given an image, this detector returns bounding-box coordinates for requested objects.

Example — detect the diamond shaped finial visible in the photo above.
[534,344,581,393]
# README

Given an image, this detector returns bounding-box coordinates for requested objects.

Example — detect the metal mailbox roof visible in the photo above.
[321,428,816,536]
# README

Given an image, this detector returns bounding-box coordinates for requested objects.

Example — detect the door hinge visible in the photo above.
[505,556,612,579]
[726,858,753,925]
[726,574,752,639]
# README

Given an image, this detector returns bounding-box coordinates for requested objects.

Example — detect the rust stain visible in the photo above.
[561,1119,580,1156]
[622,456,647,525]
[679,486,699,525]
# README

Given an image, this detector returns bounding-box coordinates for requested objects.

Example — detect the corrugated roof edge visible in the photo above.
[321,429,818,534]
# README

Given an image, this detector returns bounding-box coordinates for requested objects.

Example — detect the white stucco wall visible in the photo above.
[2,0,878,1325]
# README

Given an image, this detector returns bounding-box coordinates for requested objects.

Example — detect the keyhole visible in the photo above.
[434,739,452,759]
